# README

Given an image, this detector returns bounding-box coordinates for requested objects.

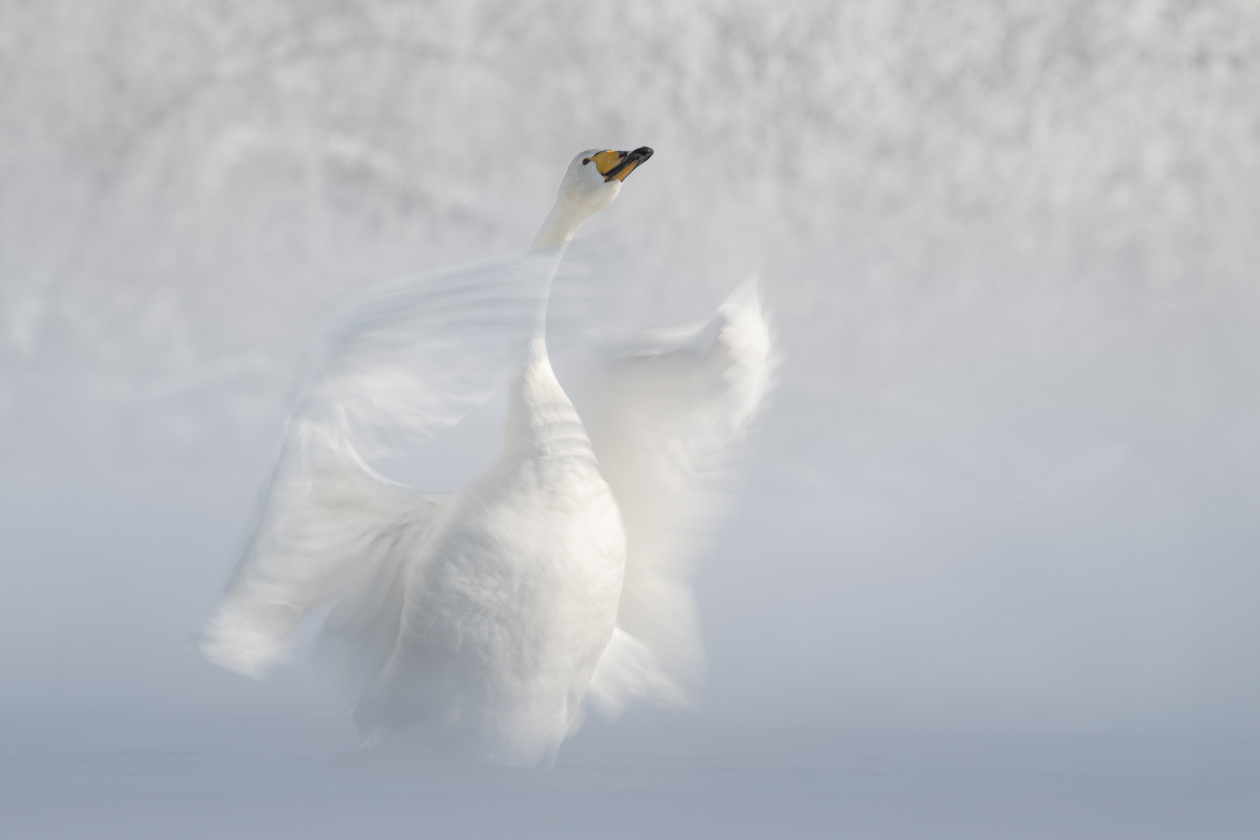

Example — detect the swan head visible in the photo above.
[533,147,653,251]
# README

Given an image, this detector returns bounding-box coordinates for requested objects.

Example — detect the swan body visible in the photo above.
[200,147,774,766]
[353,338,626,764]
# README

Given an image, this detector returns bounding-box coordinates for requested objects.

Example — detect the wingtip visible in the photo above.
[197,608,291,681]
[723,277,763,311]
[717,279,775,366]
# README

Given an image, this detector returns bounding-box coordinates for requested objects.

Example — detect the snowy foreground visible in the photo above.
[2,716,1256,839]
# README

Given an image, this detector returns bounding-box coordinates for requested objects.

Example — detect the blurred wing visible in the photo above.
[200,415,436,682]
[200,253,555,681]
[306,252,557,457]
[585,281,776,716]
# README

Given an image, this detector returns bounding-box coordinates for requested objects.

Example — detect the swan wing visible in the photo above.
[584,281,776,716]
[200,253,556,682]
[200,416,436,682]
[305,252,557,457]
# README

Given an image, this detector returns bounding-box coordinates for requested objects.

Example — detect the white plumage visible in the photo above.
[200,147,775,766]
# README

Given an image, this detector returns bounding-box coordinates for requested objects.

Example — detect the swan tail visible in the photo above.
[586,626,694,720]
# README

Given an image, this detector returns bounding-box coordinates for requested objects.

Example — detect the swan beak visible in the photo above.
[587,147,654,182]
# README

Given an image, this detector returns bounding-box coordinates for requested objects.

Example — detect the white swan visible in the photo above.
[200,148,774,766]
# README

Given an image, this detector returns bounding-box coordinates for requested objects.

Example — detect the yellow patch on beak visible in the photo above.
[583,147,652,182]
[586,150,626,178]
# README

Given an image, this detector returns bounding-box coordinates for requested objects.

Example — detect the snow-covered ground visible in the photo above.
[4,715,1257,839]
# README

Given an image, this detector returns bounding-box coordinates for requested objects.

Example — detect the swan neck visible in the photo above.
[527,196,583,341]
[530,203,579,254]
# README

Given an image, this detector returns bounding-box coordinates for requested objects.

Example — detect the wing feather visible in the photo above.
[584,281,777,716]
[200,253,555,682]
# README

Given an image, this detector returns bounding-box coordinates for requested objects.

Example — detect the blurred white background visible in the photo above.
[2,0,1258,747]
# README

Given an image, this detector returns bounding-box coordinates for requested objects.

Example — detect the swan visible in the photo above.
[199,147,774,766]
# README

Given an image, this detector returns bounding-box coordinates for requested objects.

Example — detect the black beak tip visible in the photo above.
[633,146,654,161]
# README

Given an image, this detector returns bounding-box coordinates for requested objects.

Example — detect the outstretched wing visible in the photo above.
[200,253,556,683]
[200,414,435,683]
[584,281,776,716]
[304,253,557,458]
